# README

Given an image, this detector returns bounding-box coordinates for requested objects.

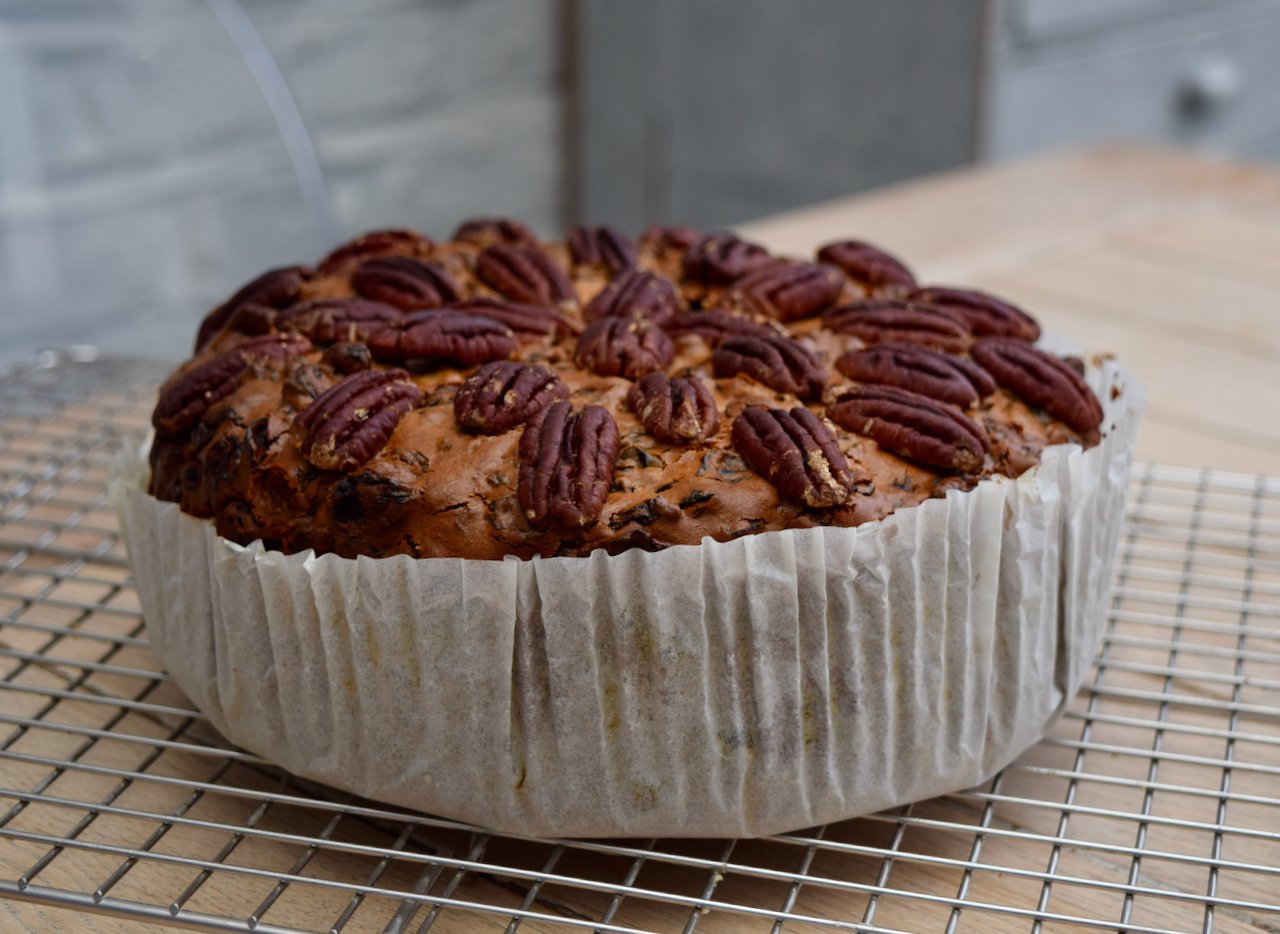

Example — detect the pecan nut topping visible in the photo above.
[316,229,433,276]
[822,299,972,353]
[452,297,578,341]
[275,298,402,345]
[454,360,569,435]
[568,225,637,274]
[220,303,277,338]
[295,368,424,471]
[712,335,826,400]
[910,287,1040,342]
[719,261,844,322]
[969,337,1103,433]
[731,406,852,507]
[351,256,462,311]
[583,268,680,324]
[827,384,990,472]
[816,240,916,294]
[835,342,995,407]
[661,309,784,345]
[681,231,774,285]
[518,401,621,528]
[626,372,720,444]
[452,217,538,248]
[153,333,312,440]
[574,317,675,379]
[641,225,700,252]
[195,266,311,352]
[368,311,517,367]
[475,244,576,306]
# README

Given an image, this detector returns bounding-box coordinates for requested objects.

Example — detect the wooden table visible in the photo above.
[3,145,1279,933]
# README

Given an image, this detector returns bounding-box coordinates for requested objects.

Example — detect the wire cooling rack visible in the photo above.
[0,355,1276,934]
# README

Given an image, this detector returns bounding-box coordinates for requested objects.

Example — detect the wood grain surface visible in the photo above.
[2,145,1278,934]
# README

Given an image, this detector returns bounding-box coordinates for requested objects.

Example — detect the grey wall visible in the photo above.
[0,0,566,365]
[575,0,987,232]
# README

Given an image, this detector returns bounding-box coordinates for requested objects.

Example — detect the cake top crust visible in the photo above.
[148,221,1102,560]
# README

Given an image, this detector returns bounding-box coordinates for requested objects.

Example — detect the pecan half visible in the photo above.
[719,261,844,322]
[452,297,577,341]
[730,406,852,507]
[910,287,1040,342]
[574,317,675,379]
[827,384,989,472]
[626,372,720,444]
[583,268,680,324]
[321,341,373,375]
[969,337,1103,433]
[712,335,826,400]
[368,311,517,367]
[195,266,310,351]
[275,298,402,345]
[455,360,569,435]
[816,240,916,293]
[296,368,424,471]
[221,303,277,338]
[351,256,462,311]
[681,232,773,285]
[475,244,576,306]
[568,225,637,274]
[835,342,995,407]
[822,299,971,353]
[316,229,433,276]
[452,218,538,248]
[153,334,312,440]
[518,402,620,528]
[641,225,700,252]
[661,309,784,345]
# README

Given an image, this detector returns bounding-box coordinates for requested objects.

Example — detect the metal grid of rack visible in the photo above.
[0,355,1276,934]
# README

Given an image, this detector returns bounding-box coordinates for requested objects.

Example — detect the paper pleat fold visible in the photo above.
[110,357,1143,838]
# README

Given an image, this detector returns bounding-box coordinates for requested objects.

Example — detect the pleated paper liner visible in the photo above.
[110,355,1143,838]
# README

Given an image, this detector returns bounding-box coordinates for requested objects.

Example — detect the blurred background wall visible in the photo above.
[2,0,1278,365]
[0,0,567,363]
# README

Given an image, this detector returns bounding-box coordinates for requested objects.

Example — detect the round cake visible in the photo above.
[115,218,1142,837]
[147,220,1105,560]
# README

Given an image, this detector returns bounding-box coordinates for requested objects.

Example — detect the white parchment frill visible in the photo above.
[110,356,1143,838]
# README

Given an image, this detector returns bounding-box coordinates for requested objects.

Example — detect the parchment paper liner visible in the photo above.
[110,356,1143,838]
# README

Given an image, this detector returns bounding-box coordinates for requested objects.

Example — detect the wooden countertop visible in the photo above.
[4,144,1280,933]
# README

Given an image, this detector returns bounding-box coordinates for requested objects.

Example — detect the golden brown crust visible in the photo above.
[152,225,1097,560]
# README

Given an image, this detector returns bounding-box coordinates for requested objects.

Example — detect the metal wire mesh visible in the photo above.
[0,354,1277,934]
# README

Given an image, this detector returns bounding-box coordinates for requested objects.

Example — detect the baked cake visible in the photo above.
[148,221,1104,561]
